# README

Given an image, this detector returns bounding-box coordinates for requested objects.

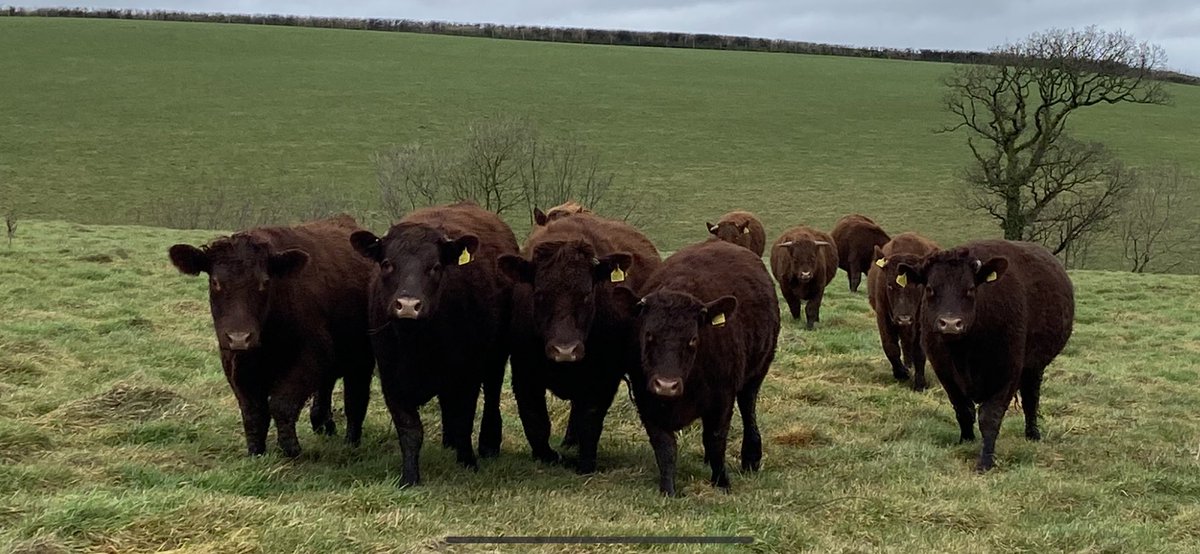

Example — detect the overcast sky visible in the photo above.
[23,1,1200,73]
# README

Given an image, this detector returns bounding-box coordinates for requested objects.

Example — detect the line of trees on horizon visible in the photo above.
[4,6,1196,84]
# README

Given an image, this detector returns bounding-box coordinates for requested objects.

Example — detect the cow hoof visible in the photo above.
[320,420,337,436]
[532,449,562,465]
[478,444,501,459]
[958,434,976,444]
[892,370,910,381]
[247,447,266,457]
[912,382,927,392]
[561,435,578,448]
[659,484,679,497]
[280,445,302,458]
[575,460,598,475]
[1026,428,1042,441]
[399,475,421,488]
[974,461,994,473]
[741,459,761,472]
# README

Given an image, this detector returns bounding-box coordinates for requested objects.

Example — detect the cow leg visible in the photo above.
[848,266,862,293]
[736,375,765,472]
[237,393,270,456]
[975,391,1012,472]
[782,289,803,321]
[878,314,908,380]
[804,294,823,330]
[574,377,620,475]
[436,393,453,449]
[512,366,560,464]
[309,377,336,436]
[269,393,305,458]
[477,354,505,458]
[908,338,928,392]
[384,395,424,487]
[940,379,976,443]
[561,404,582,448]
[643,418,679,497]
[442,386,479,471]
[702,402,735,490]
[1021,366,1044,441]
[342,359,372,447]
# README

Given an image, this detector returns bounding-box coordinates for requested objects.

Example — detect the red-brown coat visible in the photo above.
[168,215,375,458]
[769,226,838,329]
[615,240,780,496]
[867,232,940,390]
[832,214,890,293]
[897,240,1074,472]
[706,210,767,257]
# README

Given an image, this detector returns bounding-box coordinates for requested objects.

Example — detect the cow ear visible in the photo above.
[439,234,480,266]
[168,244,210,276]
[975,257,1008,285]
[700,295,738,326]
[873,244,885,264]
[269,249,309,278]
[498,254,533,283]
[895,262,926,285]
[350,231,383,262]
[706,222,719,235]
[611,286,643,319]
[534,207,549,226]
[593,252,634,283]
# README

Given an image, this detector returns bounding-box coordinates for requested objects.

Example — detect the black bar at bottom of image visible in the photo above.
[446,536,753,544]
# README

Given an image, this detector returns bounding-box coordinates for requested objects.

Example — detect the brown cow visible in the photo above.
[615,240,780,496]
[706,210,766,257]
[499,212,661,474]
[533,201,591,226]
[868,232,940,390]
[832,214,890,293]
[897,240,1074,472]
[168,215,375,457]
[770,226,838,330]
[351,202,518,486]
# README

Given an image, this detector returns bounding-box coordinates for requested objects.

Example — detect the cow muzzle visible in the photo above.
[224,331,255,351]
[393,297,423,319]
[650,377,683,398]
[936,316,965,335]
[894,315,914,326]
[546,341,585,363]
[797,271,814,282]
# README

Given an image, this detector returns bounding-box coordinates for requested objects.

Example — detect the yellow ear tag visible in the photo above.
[875,258,888,268]
[711,313,726,327]
[986,271,998,282]
[895,274,907,287]
[610,267,626,283]
[458,249,472,266]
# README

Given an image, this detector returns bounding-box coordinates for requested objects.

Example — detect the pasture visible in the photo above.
[2,17,1200,271]
[2,220,1199,552]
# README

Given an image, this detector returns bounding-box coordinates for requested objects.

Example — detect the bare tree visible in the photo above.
[450,116,535,216]
[943,27,1169,257]
[373,143,445,220]
[1120,166,1187,273]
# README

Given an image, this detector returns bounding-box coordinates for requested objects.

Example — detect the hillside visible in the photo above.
[0,16,1198,273]
[2,220,1198,552]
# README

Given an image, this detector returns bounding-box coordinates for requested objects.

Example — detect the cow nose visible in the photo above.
[936,316,964,334]
[225,331,253,350]
[799,271,813,281]
[393,297,422,319]
[546,341,584,363]
[895,315,913,326]
[651,377,683,398]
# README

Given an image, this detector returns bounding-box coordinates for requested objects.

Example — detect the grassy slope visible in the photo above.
[2,221,1198,553]
[2,17,1199,272]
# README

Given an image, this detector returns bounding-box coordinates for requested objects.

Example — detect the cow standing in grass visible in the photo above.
[770,225,838,329]
[706,210,767,257]
[499,212,661,474]
[616,240,780,496]
[832,214,890,293]
[168,215,375,457]
[896,240,1074,471]
[868,232,940,390]
[351,202,517,486]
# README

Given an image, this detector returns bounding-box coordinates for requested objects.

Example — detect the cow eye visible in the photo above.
[687,337,698,349]
[965,288,975,299]
[926,288,936,299]
[258,278,269,291]
[645,333,654,343]
[429,264,441,276]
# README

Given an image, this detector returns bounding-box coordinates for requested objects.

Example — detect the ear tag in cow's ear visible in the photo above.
[876,258,888,268]
[986,271,998,283]
[711,313,726,327]
[610,267,626,283]
[458,249,472,266]
[895,274,907,287]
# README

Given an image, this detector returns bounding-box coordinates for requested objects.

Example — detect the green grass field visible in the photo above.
[2,221,1199,553]
[2,17,1199,272]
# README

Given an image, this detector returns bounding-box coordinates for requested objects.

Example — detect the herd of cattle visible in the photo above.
[167,201,1075,496]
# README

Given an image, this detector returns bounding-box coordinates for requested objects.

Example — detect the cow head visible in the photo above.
[897,248,1008,338]
[778,238,832,284]
[707,220,750,246]
[533,201,589,227]
[168,235,309,351]
[498,240,632,363]
[615,287,737,399]
[351,223,478,322]
[874,246,925,327]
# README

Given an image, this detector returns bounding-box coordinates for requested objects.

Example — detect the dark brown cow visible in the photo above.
[499,212,661,474]
[533,201,591,226]
[769,226,838,329]
[832,214,890,293]
[351,202,518,486]
[705,210,766,257]
[615,240,780,496]
[168,215,375,457]
[868,232,940,390]
[897,240,1074,472]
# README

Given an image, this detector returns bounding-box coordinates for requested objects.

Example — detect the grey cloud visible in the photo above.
[19,0,1200,72]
